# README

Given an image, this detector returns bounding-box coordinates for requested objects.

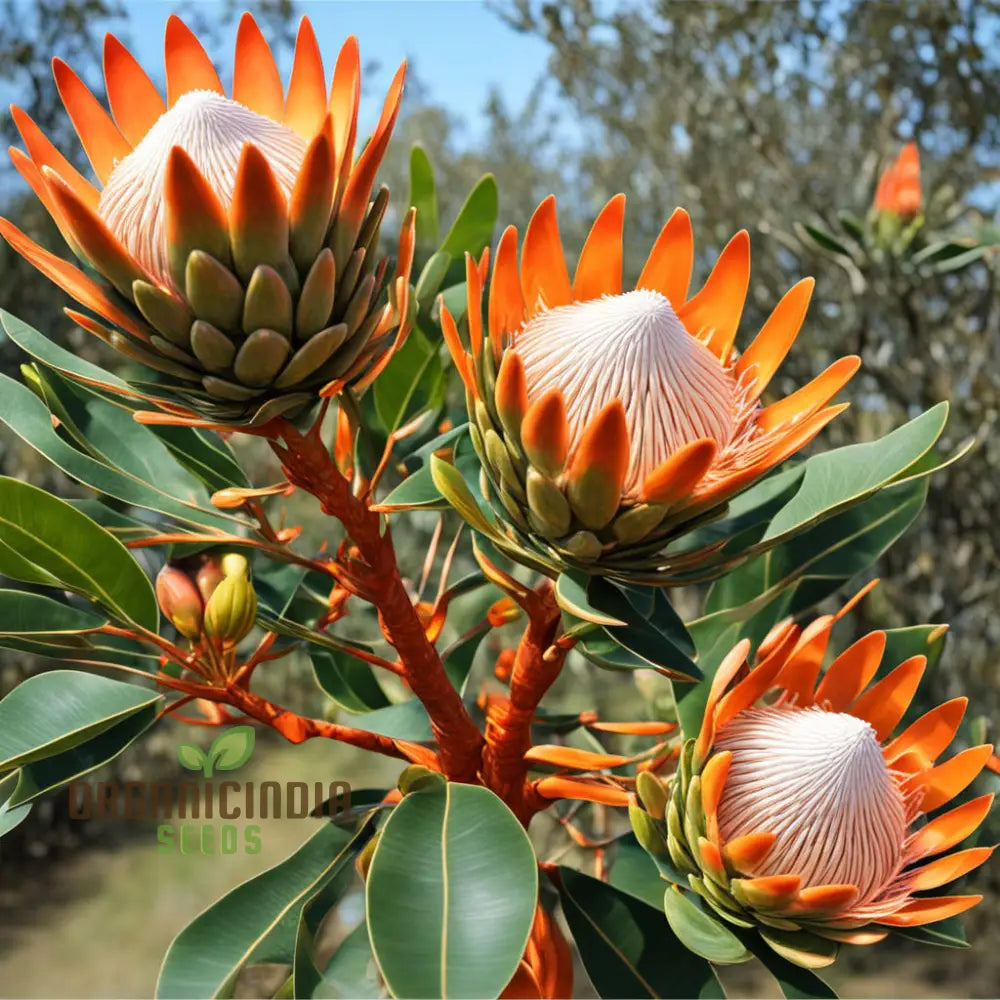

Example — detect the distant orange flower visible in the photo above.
[874,142,922,219]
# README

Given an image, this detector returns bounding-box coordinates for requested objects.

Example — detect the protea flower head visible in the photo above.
[440,196,858,581]
[0,14,415,426]
[632,589,994,968]
[873,142,922,220]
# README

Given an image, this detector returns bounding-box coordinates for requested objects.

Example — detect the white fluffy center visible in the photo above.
[98,90,306,285]
[513,289,737,495]
[715,706,906,904]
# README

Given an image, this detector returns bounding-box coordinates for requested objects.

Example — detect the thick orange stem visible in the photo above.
[271,418,484,782]
[480,582,568,822]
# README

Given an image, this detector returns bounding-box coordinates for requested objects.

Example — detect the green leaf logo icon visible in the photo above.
[177,743,208,773]
[176,726,255,777]
[207,726,255,775]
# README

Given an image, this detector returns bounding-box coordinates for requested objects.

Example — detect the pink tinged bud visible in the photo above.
[195,557,225,603]
[714,706,907,905]
[155,565,204,639]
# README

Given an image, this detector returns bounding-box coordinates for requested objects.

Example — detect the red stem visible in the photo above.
[271,418,484,782]
[480,582,568,823]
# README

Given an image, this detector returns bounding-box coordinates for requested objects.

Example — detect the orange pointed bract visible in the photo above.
[285,17,327,140]
[103,33,166,145]
[233,13,285,121]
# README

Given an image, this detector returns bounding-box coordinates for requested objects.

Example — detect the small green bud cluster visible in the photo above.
[155,551,257,646]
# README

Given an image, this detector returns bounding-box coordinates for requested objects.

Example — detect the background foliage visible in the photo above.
[0,0,998,996]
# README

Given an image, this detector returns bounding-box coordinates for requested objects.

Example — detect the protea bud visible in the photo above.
[638,591,993,969]
[873,142,922,220]
[0,14,415,427]
[195,554,225,603]
[439,196,858,583]
[203,572,257,646]
[155,564,204,639]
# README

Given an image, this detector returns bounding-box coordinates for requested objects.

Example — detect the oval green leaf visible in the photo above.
[366,782,538,999]
[0,476,158,629]
[560,867,722,998]
[662,885,750,965]
[157,818,376,999]
[0,670,160,772]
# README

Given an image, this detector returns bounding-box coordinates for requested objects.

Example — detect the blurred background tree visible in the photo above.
[1,1,998,996]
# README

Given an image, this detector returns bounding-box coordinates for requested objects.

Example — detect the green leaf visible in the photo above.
[929,244,994,273]
[583,580,700,680]
[438,174,498,261]
[0,477,158,629]
[157,817,377,999]
[761,405,947,543]
[0,670,160,772]
[0,630,161,672]
[882,623,948,674]
[311,649,391,714]
[607,834,684,907]
[675,623,742,740]
[701,475,928,643]
[10,701,160,805]
[143,422,250,492]
[897,917,969,949]
[740,931,838,998]
[662,885,750,965]
[409,145,440,250]
[559,867,722,999]
[366,782,537,999]
[442,625,490,696]
[0,373,239,531]
[415,252,453,313]
[339,699,433,742]
[295,918,380,1000]
[208,726,256,773]
[31,366,214,508]
[554,570,628,627]
[0,773,32,838]
[0,589,107,636]
[376,461,450,512]
[431,453,503,539]
[177,743,207,772]
[837,211,866,243]
[799,223,853,258]
[373,326,445,435]
[1,309,133,395]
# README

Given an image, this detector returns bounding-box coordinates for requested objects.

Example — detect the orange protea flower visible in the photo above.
[438,195,858,581]
[632,590,994,968]
[873,142,922,219]
[0,14,415,426]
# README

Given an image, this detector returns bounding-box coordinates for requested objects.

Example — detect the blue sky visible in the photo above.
[122,1,551,141]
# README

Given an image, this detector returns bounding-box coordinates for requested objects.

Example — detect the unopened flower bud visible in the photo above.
[203,573,257,645]
[635,770,669,821]
[221,552,251,578]
[195,556,225,603]
[397,765,444,796]
[356,831,380,881]
[487,596,521,627]
[156,565,204,639]
[628,796,669,858]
